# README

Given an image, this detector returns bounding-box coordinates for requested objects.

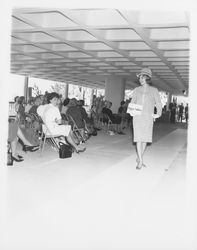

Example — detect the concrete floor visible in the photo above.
[1,122,194,250]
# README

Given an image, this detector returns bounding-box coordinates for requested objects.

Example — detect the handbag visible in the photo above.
[127,88,145,116]
[59,142,73,159]
[127,103,143,116]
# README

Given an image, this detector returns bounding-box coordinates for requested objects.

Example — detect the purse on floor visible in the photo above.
[59,142,73,159]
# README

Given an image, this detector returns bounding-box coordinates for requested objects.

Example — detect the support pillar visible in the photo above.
[90,88,94,107]
[64,83,69,99]
[24,76,29,102]
[105,76,125,113]
[166,92,172,110]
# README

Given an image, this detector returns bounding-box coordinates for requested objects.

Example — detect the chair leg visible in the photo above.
[40,133,46,156]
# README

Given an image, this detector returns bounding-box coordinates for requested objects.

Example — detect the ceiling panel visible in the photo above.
[11,8,190,94]
[20,11,77,28]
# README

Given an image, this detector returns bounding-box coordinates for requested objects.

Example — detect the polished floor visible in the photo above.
[0,122,193,250]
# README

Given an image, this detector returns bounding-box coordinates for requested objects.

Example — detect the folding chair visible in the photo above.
[98,112,114,132]
[66,114,87,143]
[97,112,107,129]
[38,118,62,156]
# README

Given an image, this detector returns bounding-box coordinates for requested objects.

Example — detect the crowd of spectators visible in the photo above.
[8,92,133,165]
[168,101,189,123]
[7,91,189,166]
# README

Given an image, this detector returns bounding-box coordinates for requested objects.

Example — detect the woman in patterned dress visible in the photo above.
[131,68,162,169]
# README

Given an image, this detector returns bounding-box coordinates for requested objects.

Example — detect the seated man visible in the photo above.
[118,100,131,129]
[61,98,70,116]
[77,100,98,135]
[41,92,86,153]
[102,101,124,134]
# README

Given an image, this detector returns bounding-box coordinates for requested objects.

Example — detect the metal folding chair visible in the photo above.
[38,118,62,156]
[98,112,115,132]
[66,114,87,143]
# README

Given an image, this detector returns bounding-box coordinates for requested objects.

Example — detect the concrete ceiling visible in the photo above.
[10,8,190,94]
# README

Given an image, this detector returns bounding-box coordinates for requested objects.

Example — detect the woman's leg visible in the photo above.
[136,143,147,158]
[10,137,18,157]
[142,142,147,157]
[66,131,86,151]
[136,141,147,169]
[136,142,143,168]
[17,127,37,146]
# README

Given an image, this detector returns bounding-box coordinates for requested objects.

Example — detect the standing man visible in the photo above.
[185,103,189,123]
[178,103,184,123]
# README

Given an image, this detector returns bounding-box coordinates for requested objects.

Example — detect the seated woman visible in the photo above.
[28,96,42,115]
[66,98,88,141]
[8,120,39,163]
[27,96,43,132]
[102,101,124,134]
[90,96,105,129]
[42,92,86,153]
[17,96,26,125]
[118,100,131,129]
[77,100,97,135]
[25,97,34,113]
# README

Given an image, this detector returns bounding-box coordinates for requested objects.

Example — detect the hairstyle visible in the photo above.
[34,96,41,105]
[47,92,60,103]
[136,74,152,85]
[63,98,70,106]
[142,74,152,85]
[14,96,19,102]
[18,96,25,104]
[79,99,85,106]
[28,97,34,104]
[69,98,78,106]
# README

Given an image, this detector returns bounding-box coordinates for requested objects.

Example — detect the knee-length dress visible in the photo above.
[131,85,162,143]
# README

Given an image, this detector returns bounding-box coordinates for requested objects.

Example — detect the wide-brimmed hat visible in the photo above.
[136,68,152,78]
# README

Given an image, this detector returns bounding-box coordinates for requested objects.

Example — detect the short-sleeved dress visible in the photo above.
[131,85,162,143]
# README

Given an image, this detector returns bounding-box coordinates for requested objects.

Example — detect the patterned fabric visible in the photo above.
[131,85,162,143]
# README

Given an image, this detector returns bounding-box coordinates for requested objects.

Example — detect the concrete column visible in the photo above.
[105,76,125,113]
[166,92,172,110]
[24,76,29,102]
[90,88,94,107]
[82,86,85,100]
[64,83,69,99]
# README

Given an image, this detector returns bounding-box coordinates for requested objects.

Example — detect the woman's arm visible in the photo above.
[130,88,137,104]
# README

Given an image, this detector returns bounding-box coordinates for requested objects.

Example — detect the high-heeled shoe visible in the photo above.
[12,155,24,162]
[136,158,147,168]
[136,162,143,170]
[17,155,23,159]
[22,145,39,152]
